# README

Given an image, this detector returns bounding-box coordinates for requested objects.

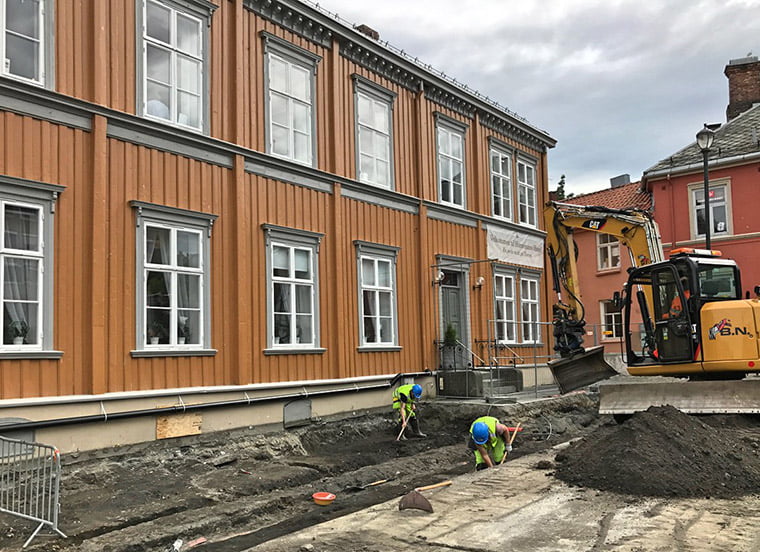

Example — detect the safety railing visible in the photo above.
[0,436,66,548]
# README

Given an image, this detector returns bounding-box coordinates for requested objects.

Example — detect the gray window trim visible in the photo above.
[354,240,400,350]
[434,112,467,209]
[352,74,396,190]
[261,31,321,168]
[263,224,324,352]
[135,0,214,134]
[0,175,64,358]
[129,200,217,357]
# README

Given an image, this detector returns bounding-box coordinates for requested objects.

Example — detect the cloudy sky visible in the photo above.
[316,0,760,196]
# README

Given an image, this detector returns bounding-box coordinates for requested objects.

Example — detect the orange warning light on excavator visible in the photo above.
[670,247,722,257]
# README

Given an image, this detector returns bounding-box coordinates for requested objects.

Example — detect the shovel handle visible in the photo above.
[414,480,452,492]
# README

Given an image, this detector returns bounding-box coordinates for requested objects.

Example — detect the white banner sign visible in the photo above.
[486,225,545,268]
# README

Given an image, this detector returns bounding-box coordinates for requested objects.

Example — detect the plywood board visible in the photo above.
[156,411,202,440]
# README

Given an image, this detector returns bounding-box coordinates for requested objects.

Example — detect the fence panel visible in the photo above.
[0,436,66,548]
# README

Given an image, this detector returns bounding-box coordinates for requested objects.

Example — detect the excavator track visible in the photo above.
[599,378,760,415]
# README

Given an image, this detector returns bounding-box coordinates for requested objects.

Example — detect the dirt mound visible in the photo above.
[555,406,760,498]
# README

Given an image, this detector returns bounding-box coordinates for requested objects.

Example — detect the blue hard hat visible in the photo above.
[472,422,490,445]
[411,384,423,399]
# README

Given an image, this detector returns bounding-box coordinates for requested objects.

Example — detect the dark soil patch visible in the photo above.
[0,394,603,551]
[555,405,760,498]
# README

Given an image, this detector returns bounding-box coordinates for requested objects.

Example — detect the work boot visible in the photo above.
[409,418,426,438]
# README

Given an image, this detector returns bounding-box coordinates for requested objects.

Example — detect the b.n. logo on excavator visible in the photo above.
[708,319,753,339]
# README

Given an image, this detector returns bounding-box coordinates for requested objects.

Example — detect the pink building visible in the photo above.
[642,55,760,296]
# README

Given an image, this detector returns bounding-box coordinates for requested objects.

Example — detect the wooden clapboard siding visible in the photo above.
[0,0,554,401]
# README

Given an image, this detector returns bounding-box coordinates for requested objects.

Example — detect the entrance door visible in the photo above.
[440,270,468,368]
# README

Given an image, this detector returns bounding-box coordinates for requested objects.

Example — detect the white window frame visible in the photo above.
[262,32,321,167]
[264,224,324,352]
[355,241,399,349]
[130,201,216,356]
[353,76,395,189]
[138,0,211,132]
[493,271,516,344]
[519,274,540,343]
[1,0,51,86]
[0,176,62,358]
[597,233,621,270]
[517,158,537,227]
[490,143,512,220]
[435,114,467,208]
[600,300,623,339]
[689,180,732,240]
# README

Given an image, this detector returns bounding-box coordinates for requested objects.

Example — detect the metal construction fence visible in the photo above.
[0,435,66,548]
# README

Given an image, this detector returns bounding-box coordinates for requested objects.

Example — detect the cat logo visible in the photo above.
[581,219,607,231]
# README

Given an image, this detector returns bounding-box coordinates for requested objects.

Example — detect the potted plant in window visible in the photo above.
[148,320,165,345]
[440,323,458,370]
[9,320,28,345]
[178,317,191,345]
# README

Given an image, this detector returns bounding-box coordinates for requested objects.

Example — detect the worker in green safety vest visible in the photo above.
[468,416,513,470]
[392,383,426,439]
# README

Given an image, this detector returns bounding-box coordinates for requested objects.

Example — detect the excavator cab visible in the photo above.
[624,250,743,371]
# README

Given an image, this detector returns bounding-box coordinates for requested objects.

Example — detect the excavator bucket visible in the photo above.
[599,378,760,415]
[548,346,618,394]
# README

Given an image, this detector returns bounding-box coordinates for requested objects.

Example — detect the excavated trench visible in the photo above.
[5,394,759,551]
[0,394,602,551]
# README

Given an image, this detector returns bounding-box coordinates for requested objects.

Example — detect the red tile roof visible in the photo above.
[564,180,652,211]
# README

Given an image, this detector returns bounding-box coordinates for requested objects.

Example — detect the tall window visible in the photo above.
[131,201,215,353]
[2,0,47,84]
[0,179,61,355]
[517,159,536,227]
[490,146,512,220]
[597,234,620,270]
[263,33,320,166]
[142,0,206,130]
[601,300,623,339]
[692,184,729,238]
[356,242,398,347]
[437,119,465,207]
[494,272,516,343]
[1,202,42,348]
[520,276,540,343]
[265,225,322,350]
[355,78,394,188]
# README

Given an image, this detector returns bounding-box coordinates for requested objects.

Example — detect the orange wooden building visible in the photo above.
[0,0,555,451]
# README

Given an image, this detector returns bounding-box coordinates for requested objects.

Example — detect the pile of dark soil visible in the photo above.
[555,405,760,498]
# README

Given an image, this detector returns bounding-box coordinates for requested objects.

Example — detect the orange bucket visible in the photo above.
[312,492,336,506]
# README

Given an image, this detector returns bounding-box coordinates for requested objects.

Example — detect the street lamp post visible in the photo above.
[696,124,715,249]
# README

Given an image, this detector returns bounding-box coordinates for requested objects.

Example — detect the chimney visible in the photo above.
[725,55,760,121]
[610,174,630,188]
[354,24,380,41]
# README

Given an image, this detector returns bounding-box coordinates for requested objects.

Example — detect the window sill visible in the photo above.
[357,345,402,353]
[0,350,63,360]
[264,347,326,356]
[597,266,622,274]
[131,348,217,358]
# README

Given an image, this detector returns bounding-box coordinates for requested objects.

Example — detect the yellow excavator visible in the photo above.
[545,201,760,416]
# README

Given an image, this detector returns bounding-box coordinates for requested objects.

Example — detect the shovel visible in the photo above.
[499,422,522,466]
[398,480,452,513]
[345,477,395,492]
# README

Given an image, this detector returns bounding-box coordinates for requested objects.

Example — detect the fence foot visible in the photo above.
[22,522,67,548]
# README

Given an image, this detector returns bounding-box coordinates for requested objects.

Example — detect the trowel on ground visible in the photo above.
[398,480,452,513]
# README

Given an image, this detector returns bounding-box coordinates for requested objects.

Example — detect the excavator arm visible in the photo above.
[544,201,664,392]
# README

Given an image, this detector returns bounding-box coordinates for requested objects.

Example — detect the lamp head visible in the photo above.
[696,124,715,152]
